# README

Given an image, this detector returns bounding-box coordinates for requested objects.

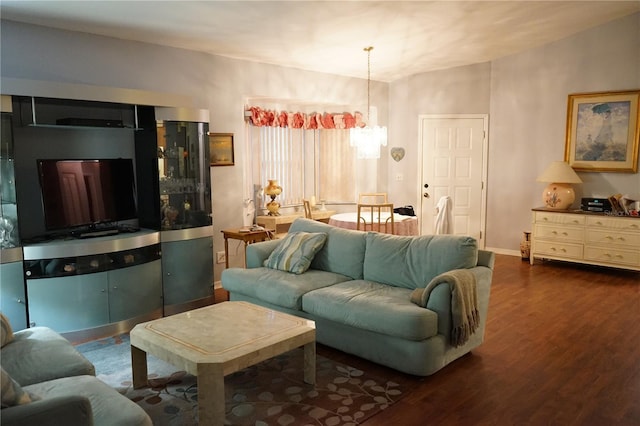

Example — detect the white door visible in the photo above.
[418,115,488,246]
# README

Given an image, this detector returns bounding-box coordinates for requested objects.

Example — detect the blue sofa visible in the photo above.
[222,218,495,376]
[1,320,151,426]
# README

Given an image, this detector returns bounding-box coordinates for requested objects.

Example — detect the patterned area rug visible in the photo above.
[76,334,404,425]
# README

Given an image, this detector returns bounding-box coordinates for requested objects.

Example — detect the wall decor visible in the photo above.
[564,90,639,172]
[390,147,405,162]
[209,133,234,166]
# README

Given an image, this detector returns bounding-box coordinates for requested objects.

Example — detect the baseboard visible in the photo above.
[485,247,521,257]
[214,280,222,289]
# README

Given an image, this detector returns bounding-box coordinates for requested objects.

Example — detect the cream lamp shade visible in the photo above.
[536,161,583,210]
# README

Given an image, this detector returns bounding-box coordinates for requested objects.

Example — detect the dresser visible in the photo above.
[530,208,640,271]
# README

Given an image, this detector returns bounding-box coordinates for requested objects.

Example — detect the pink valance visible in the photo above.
[246,106,365,130]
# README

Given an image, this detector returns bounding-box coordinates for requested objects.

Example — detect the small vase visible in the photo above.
[520,231,531,260]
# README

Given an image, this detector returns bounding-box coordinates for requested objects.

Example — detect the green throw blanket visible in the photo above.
[410,269,479,347]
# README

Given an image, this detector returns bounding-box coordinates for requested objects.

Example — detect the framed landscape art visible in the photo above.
[209,133,234,166]
[564,90,640,172]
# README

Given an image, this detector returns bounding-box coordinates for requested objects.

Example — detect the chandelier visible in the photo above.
[350,46,388,159]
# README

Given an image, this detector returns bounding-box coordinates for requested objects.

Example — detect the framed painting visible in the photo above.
[564,90,640,172]
[209,133,234,166]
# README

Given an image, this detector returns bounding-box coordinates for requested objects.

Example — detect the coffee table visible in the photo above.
[130,301,316,426]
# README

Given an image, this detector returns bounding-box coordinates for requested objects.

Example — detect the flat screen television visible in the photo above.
[37,158,138,231]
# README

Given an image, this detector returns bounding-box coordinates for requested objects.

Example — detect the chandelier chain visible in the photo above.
[365,46,373,122]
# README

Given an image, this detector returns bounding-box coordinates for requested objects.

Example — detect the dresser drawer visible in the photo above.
[534,224,584,243]
[586,228,640,248]
[533,241,583,260]
[586,216,640,232]
[534,212,585,226]
[584,246,640,267]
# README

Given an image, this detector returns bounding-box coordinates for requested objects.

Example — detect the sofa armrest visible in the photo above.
[425,265,494,338]
[477,249,495,269]
[1,395,93,426]
[245,239,281,268]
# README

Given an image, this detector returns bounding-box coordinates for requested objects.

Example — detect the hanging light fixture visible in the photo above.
[350,46,388,159]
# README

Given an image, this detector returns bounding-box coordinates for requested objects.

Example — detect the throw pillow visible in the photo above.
[0,313,14,348]
[264,232,327,274]
[1,367,32,408]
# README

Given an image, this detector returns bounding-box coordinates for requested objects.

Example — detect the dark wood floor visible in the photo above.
[220,255,640,426]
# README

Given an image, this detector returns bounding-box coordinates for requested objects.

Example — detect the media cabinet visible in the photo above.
[0,87,214,339]
[23,231,163,340]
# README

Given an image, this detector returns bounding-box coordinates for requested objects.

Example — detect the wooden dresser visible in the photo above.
[530,208,640,271]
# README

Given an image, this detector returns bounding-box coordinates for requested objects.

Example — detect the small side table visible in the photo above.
[221,228,273,268]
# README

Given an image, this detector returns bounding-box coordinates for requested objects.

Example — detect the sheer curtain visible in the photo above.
[318,129,356,203]
[250,126,304,207]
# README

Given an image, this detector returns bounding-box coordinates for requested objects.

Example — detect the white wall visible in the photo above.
[390,12,640,254]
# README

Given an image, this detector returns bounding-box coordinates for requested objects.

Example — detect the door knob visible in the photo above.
[423,193,430,198]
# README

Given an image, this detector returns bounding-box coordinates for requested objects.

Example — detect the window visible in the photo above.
[248,120,357,206]
[317,129,356,202]
[250,126,304,206]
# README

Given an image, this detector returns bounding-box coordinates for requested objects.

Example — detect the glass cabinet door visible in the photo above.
[1,109,19,248]
[157,120,211,230]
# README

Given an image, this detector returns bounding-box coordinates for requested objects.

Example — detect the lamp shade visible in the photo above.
[536,161,582,210]
[536,161,582,183]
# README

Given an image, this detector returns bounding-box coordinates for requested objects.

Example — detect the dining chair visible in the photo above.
[356,203,395,234]
[302,200,312,219]
[358,193,388,204]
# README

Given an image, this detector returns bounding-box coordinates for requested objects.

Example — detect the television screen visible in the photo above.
[37,159,138,231]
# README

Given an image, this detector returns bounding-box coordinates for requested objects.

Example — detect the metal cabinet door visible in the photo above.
[161,236,213,305]
[0,260,27,330]
[27,273,109,333]
[108,259,162,322]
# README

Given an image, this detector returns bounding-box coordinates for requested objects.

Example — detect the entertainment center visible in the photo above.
[0,86,214,340]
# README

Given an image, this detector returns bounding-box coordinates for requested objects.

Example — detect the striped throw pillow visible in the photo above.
[264,232,327,274]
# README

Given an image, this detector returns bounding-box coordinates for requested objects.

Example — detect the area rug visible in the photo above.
[76,334,404,425]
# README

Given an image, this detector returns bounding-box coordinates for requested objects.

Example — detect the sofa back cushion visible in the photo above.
[363,232,478,289]
[289,218,366,279]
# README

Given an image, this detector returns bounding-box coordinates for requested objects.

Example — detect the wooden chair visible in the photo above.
[302,200,312,219]
[356,203,395,234]
[358,193,388,204]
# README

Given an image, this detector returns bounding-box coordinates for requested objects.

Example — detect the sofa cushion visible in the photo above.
[289,218,366,279]
[302,280,439,341]
[363,232,478,289]
[264,231,327,274]
[1,327,95,387]
[1,367,32,408]
[24,375,152,426]
[1,313,14,348]
[222,267,352,310]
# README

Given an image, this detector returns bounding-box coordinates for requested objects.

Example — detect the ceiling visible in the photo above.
[1,1,639,82]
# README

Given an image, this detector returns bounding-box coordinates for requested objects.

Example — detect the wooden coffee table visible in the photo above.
[130,301,316,426]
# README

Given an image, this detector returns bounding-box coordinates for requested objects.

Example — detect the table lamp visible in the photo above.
[264,179,282,216]
[536,161,582,210]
